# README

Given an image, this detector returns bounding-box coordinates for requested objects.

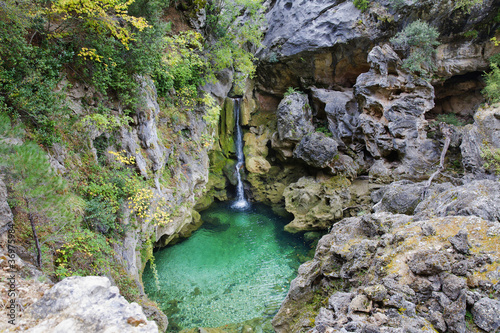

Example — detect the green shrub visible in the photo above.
[454,0,483,13]
[436,113,467,127]
[353,0,370,11]
[481,145,500,174]
[390,20,440,79]
[284,87,301,97]
[483,63,500,104]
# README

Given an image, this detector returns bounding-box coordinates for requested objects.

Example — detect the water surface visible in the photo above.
[143,202,310,332]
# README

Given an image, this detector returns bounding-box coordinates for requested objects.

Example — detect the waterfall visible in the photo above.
[232,98,249,210]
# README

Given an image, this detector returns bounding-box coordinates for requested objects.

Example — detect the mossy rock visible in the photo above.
[209,150,229,173]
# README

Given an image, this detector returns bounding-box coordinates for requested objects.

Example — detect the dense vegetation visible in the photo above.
[0,0,264,303]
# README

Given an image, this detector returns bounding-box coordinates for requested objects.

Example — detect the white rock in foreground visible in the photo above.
[18,276,158,333]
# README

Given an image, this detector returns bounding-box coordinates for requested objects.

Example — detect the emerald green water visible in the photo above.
[143,202,310,332]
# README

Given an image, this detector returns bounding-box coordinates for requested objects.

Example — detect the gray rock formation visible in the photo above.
[293,132,338,169]
[355,44,440,179]
[282,176,350,233]
[277,92,314,142]
[272,212,500,333]
[472,297,500,332]
[372,180,452,215]
[17,276,159,333]
[461,104,500,178]
[414,179,500,222]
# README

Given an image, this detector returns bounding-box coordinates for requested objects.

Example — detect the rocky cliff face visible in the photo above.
[220,2,500,331]
[234,0,500,233]
[272,180,500,332]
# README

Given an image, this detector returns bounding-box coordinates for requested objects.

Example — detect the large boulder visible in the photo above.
[283,176,351,233]
[17,276,159,333]
[472,298,500,332]
[276,92,314,142]
[293,132,338,169]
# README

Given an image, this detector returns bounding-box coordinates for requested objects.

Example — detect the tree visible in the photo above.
[205,0,265,89]
[390,20,440,79]
[0,114,75,267]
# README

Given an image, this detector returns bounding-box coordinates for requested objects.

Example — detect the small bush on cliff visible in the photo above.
[390,20,440,79]
[353,0,370,12]
[483,63,500,103]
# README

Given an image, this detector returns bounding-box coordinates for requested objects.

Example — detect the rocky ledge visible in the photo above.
[272,180,500,333]
[12,276,159,333]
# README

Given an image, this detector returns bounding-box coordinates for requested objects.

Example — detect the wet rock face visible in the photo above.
[18,276,159,333]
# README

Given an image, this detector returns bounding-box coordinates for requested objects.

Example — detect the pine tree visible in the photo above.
[0,114,74,268]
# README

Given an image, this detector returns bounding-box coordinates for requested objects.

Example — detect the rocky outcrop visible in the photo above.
[461,104,500,177]
[283,175,351,232]
[16,276,159,333]
[272,212,500,333]
[414,179,500,222]
[273,92,314,159]
[355,44,441,180]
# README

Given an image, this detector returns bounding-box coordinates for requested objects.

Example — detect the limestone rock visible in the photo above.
[414,180,500,222]
[293,132,338,169]
[461,104,500,177]
[408,251,451,276]
[372,180,452,215]
[443,292,466,333]
[276,92,314,143]
[283,176,350,232]
[472,297,500,332]
[19,276,158,333]
[354,44,440,180]
[448,230,470,255]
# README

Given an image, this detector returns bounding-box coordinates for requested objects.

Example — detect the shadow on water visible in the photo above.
[143,202,311,332]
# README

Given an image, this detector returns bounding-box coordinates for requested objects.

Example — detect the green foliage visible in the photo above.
[463,30,479,39]
[481,145,500,174]
[436,113,467,127]
[454,0,483,13]
[483,63,500,104]
[284,87,301,97]
[390,20,440,79]
[353,0,370,12]
[205,0,265,89]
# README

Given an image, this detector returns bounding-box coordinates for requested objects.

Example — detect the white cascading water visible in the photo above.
[232,98,249,210]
